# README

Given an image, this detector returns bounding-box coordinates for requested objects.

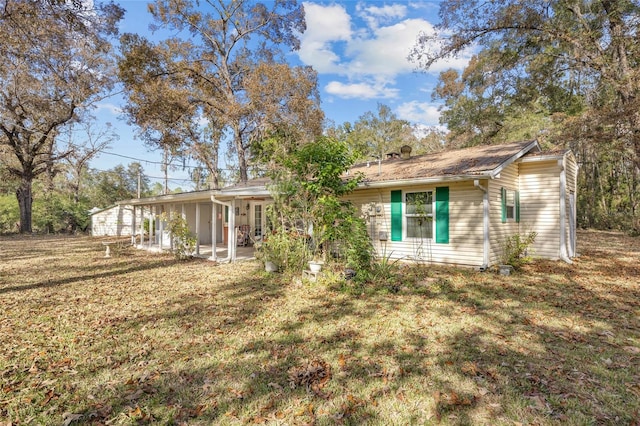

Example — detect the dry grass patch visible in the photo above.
[0,231,638,425]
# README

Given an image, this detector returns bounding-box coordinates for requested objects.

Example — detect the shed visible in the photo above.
[90,204,143,237]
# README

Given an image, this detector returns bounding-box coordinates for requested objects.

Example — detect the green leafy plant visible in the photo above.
[263,135,375,276]
[255,226,307,272]
[500,231,537,269]
[0,195,19,234]
[165,213,196,260]
[367,246,403,292]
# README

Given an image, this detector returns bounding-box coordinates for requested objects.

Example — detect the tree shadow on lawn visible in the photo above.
[0,234,107,261]
[74,257,636,425]
[412,258,640,423]
[0,258,184,295]
[55,274,299,425]
[6,232,638,424]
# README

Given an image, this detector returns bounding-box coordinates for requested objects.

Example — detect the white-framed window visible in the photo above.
[501,187,520,223]
[405,191,433,238]
[505,189,516,220]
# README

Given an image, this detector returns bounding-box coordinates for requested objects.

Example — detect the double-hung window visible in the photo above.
[501,187,520,223]
[406,191,433,238]
[505,190,515,220]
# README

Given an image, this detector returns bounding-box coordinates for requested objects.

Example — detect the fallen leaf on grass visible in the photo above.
[294,403,314,417]
[62,412,82,426]
[128,405,152,421]
[526,395,549,412]
[338,353,347,370]
[125,388,144,401]
[268,381,283,391]
[41,389,58,406]
[288,359,331,395]
[461,361,479,376]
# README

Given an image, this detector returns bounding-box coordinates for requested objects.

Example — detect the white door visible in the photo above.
[253,204,263,242]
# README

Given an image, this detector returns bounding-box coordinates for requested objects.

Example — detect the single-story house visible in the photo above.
[114,140,578,269]
[90,204,144,237]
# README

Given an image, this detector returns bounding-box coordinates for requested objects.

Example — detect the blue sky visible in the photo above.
[90,0,472,189]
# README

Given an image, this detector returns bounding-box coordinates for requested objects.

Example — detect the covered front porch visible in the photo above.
[120,180,271,263]
[133,240,257,262]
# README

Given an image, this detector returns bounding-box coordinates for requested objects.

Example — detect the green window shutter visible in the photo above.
[501,187,507,223]
[390,190,402,241]
[435,186,449,244]
[225,205,229,222]
[515,190,520,223]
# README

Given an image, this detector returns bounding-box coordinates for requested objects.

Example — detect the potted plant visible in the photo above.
[255,230,291,272]
[308,256,324,273]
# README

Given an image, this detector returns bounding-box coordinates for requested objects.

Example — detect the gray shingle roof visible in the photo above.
[348,140,540,183]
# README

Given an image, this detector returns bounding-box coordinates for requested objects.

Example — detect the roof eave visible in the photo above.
[356,173,494,189]
[117,190,217,206]
[519,153,566,163]
[117,186,271,206]
[488,140,541,178]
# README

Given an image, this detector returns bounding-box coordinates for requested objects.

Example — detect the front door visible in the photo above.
[253,203,263,242]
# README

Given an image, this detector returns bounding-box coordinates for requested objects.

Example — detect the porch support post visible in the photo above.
[139,206,145,247]
[148,205,154,250]
[210,202,217,261]
[131,205,136,246]
[229,199,236,261]
[195,202,201,256]
[169,204,174,251]
[210,195,232,262]
[156,206,164,251]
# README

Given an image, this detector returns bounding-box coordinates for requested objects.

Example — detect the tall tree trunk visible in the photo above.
[16,177,33,233]
[234,123,248,183]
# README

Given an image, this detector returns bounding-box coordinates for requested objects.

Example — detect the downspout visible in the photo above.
[558,159,573,264]
[210,195,234,263]
[474,179,490,270]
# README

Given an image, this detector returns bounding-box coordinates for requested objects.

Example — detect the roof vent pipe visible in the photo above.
[400,145,412,160]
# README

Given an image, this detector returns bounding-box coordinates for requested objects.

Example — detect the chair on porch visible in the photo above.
[236,225,250,247]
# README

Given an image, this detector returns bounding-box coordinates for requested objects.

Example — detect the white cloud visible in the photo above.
[356,3,407,29]
[325,81,399,100]
[412,122,448,138]
[396,100,441,126]
[298,2,472,103]
[95,103,122,115]
[299,3,351,73]
[299,4,458,78]
[346,18,434,77]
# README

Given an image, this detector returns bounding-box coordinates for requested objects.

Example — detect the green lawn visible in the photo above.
[1,231,638,425]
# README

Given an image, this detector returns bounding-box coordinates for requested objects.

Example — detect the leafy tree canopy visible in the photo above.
[0,0,124,232]
[118,0,321,187]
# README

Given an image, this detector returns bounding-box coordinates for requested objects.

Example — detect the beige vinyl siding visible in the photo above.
[91,205,143,237]
[349,181,484,267]
[518,161,562,260]
[565,153,578,193]
[488,163,520,265]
